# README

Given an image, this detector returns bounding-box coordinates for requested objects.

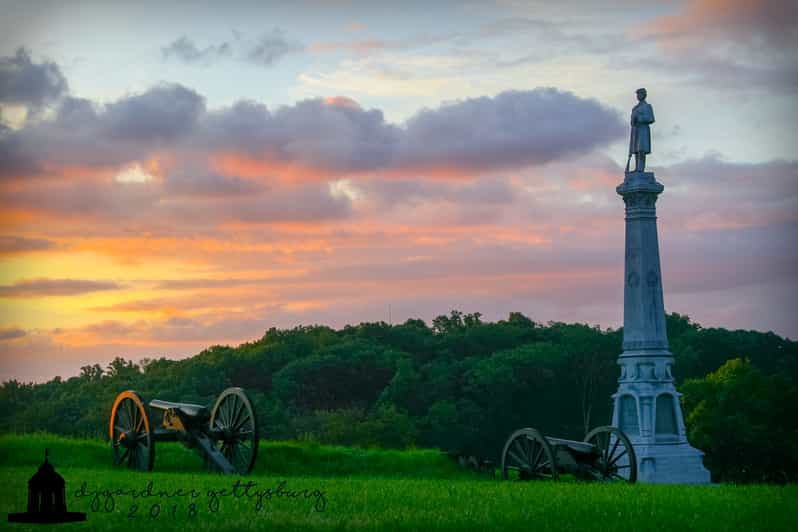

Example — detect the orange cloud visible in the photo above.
[210,152,336,182]
[323,96,361,109]
[0,278,123,298]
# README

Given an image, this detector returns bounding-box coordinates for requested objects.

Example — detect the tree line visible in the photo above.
[1,311,795,483]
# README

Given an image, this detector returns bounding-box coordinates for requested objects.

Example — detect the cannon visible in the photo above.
[109,387,258,475]
[500,426,636,482]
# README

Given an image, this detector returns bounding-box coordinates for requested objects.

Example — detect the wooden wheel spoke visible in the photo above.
[609,449,628,467]
[227,400,238,428]
[218,401,228,427]
[116,448,129,465]
[501,429,558,481]
[230,400,244,429]
[234,445,248,471]
[508,448,528,469]
[226,399,239,427]
[607,437,620,458]
[117,404,130,429]
[210,388,258,474]
[234,413,251,432]
[511,439,525,456]
[110,391,154,472]
[125,400,135,429]
[584,426,637,484]
[526,439,537,467]
[218,400,229,427]
[136,445,148,468]
[532,443,544,468]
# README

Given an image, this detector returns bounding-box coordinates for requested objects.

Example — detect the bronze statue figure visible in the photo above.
[626,88,655,173]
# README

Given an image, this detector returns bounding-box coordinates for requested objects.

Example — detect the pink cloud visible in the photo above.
[643,0,798,50]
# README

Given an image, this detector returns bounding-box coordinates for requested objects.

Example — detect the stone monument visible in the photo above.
[612,88,711,484]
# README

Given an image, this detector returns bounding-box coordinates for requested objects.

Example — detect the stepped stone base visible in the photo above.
[634,443,712,484]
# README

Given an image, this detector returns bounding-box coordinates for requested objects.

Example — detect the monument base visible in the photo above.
[634,442,712,484]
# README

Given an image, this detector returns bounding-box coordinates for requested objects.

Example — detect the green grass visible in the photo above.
[0,433,472,478]
[1,434,796,531]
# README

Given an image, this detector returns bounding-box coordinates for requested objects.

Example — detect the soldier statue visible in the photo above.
[626,88,655,173]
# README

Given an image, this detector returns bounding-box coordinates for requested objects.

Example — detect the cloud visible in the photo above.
[656,155,798,230]
[4,174,350,227]
[102,83,205,142]
[0,48,68,110]
[199,98,399,174]
[1,57,624,185]
[397,89,625,172]
[0,85,205,179]
[478,18,631,67]
[353,176,518,221]
[162,36,232,65]
[609,53,798,95]
[200,89,624,176]
[160,30,302,68]
[246,29,304,67]
[3,154,797,382]
[0,278,123,298]
[0,235,56,255]
[0,327,25,341]
[5,178,160,220]
[308,39,388,54]
[646,0,798,48]
[638,0,798,94]
[163,171,263,197]
[240,183,353,222]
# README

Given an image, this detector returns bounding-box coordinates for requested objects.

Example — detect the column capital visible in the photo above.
[617,171,664,196]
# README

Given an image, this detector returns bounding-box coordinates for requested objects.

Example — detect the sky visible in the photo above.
[0,0,796,383]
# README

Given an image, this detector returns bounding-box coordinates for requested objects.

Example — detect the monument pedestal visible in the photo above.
[612,171,711,484]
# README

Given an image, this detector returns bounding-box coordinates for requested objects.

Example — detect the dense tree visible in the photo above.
[0,311,795,482]
[681,358,798,483]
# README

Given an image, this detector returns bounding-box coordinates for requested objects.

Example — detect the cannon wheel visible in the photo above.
[210,387,258,475]
[501,428,558,481]
[109,390,154,471]
[583,426,637,483]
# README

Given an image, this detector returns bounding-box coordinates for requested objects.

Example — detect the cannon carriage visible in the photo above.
[109,387,258,475]
[500,426,636,482]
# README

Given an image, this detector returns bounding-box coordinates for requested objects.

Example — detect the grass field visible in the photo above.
[1,434,796,531]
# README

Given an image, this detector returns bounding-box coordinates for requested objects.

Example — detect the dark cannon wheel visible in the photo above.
[210,387,259,475]
[109,390,154,471]
[583,426,637,483]
[501,428,559,481]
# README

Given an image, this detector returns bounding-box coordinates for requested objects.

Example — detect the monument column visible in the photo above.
[611,88,710,484]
